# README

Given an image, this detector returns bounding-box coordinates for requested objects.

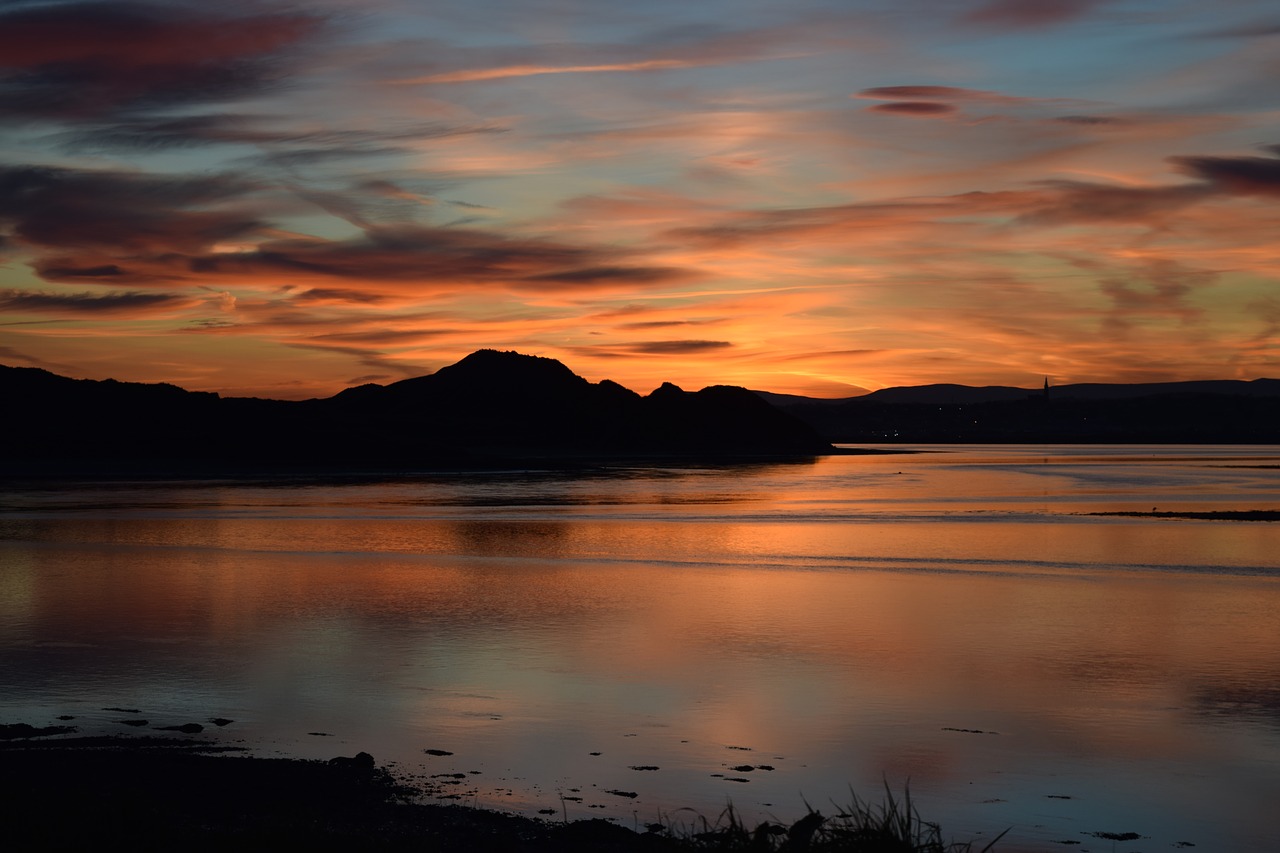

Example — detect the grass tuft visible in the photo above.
[663,782,1007,852]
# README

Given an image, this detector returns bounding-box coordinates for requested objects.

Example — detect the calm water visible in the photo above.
[2,445,1279,851]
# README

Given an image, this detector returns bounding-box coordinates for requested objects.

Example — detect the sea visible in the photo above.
[2,445,1278,851]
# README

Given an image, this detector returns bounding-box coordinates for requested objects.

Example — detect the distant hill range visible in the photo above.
[0,350,831,475]
[757,378,1280,443]
[5,354,1277,476]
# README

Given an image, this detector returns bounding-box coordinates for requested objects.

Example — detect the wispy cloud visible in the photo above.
[960,0,1109,30]
[0,1,325,121]
[866,102,957,117]
[1170,150,1280,196]
[2,0,1278,396]
[619,340,734,355]
[0,288,193,314]
[0,165,262,265]
[394,58,704,85]
[855,85,1060,105]
[0,344,76,372]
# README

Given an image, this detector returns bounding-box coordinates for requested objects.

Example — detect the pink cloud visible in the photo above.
[855,85,1057,105]
[0,2,323,119]
[394,58,701,85]
[961,0,1107,29]
[867,102,957,117]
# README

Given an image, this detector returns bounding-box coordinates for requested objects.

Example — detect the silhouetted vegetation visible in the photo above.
[666,785,1006,852]
[0,735,1003,852]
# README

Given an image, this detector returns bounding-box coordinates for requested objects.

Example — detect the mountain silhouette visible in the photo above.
[0,350,831,475]
[8,353,1277,477]
[762,378,1280,443]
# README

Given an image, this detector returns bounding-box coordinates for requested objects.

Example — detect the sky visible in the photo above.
[2,0,1279,399]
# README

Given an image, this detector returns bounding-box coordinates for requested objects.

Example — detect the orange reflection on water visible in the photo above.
[4,495,1280,850]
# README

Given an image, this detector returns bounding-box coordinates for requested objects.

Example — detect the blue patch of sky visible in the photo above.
[928,21,1245,106]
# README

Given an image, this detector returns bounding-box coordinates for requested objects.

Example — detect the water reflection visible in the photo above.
[2,447,1280,851]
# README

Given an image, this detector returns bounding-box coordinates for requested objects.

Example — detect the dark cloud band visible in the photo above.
[0,288,190,314]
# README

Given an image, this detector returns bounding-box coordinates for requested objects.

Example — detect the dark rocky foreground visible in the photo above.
[0,735,680,851]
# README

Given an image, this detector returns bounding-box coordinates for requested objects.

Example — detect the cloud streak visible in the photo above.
[620,340,733,355]
[0,1,324,120]
[1171,152,1280,196]
[395,59,704,85]
[1,0,1278,397]
[855,85,1056,104]
[867,102,957,117]
[185,226,696,294]
[0,165,261,255]
[0,289,193,315]
[960,0,1108,30]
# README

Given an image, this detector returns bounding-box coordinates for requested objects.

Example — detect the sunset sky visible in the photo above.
[2,0,1279,399]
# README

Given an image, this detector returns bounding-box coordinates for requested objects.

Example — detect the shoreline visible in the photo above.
[1,728,1018,852]
[1086,509,1280,520]
[0,731,680,851]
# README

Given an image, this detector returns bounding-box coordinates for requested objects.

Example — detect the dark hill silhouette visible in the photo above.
[850,378,1280,405]
[0,350,831,476]
[366,349,598,411]
[857,383,1033,405]
[762,378,1280,443]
